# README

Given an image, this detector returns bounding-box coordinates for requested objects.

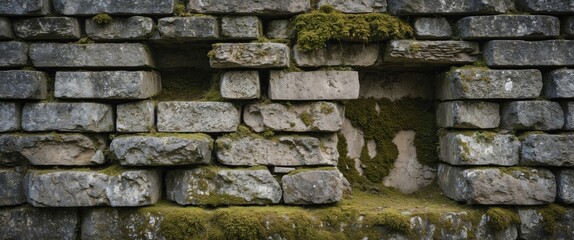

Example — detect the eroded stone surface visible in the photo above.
[293,44,379,67]
[0,169,25,205]
[13,17,81,40]
[53,0,174,15]
[187,0,310,15]
[282,169,346,204]
[0,42,28,67]
[158,16,219,39]
[388,0,514,15]
[318,0,386,13]
[266,20,293,39]
[544,69,574,98]
[116,101,155,132]
[439,132,520,166]
[384,40,479,64]
[414,18,452,39]
[521,134,574,166]
[501,101,564,130]
[437,101,500,129]
[0,70,48,100]
[221,16,261,39]
[269,71,360,100]
[157,102,239,133]
[517,0,574,14]
[484,40,574,67]
[457,15,559,39]
[87,16,155,41]
[0,0,50,16]
[82,208,162,240]
[210,43,290,68]
[518,209,574,240]
[22,102,114,132]
[220,71,260,99]
[55,71,161,99]
[0,206,78,239]
[0,103,20,132]
[244,102,344,132]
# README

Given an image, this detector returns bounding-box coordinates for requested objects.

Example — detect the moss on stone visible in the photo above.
[486,207,520,231]
[539,203,566,234]
[299,111,314,126]
[154,69,221,101]
[92,13,112,25]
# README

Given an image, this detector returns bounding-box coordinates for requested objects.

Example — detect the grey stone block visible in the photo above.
[544,69,574,98]
[318,0,387,13]
[25,169,161,207]
[437,68,542,100]
[282,169,346,204]
[0,42,28,67]
[484,40,574,67]
[268,71,360,100]
[0,169,25,205]
[187,0,310,14]
[518,208,574,240]
[116,100,155,132]
[166,167,282,206]
[439,132,519,166]
[0,134,106,166]
[414,18,452,39]
[86,16,155,41]
[110,134,213,166]
[293,44,379,67]
[521,134,574,166]
[53,0,174,15]
[557,170,574,204]
[438,164,556,205]
[82,208,163,240]
[0,103,20,132]
[565,17,574,37]
[158,16,219,39]
[244,101,344,132]
[0,0,50,16]
[157,101,239,133]
[210,43,290,68]
[0,206,78,239]
[22,102,114,132]
[388,0,514,15]
[0,18,14,39]
[0,70,48,100]
[273,167,296,174]
[55,71,161,99]
[265,20,293,39]
[220,71,260,99]
[457,15,559,39]
[216,134,338,166]
[384,40,479,64]
[517,0,574,14]
[564,102,574,130]
[221,16,261,39]
[437,101,499,129]
[13,17,81,40]
[29,43,155,68]
[501,101,564,130]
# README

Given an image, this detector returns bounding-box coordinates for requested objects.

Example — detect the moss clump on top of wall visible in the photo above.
[292,5,413,51]
[486,207,520,231]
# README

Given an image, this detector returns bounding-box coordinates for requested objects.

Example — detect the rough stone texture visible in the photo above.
[53,0,175,15]
[414,18,452,39]
[157,101,239,133]
[0,134,106,166]
[359,72,433,100]
[521,134,574,166]
[29,43,155,68]
[158,16,219,39]
[116,101,155,132]
[0,18,14,39]
[484,40,574,67]
[220,71,260,99]
[384,40,479,64]
[13,17,81,40]
[22,102,114,132]
[565,17,574,37]
[0,41,28,67]
[518,209,574,240]
[187,0,310,15]
[501,101,564,130]
[282,169,345,204]
[244,102,344,132]
[457,15,560,39]
[273,167,296,174]
[388,0,514,15]
[0,103,20,132]
[340,118,366,175]
[0,0,50,16]
[266,20,293,39]
[293,44,379,67]
[517,0,574,14]
[544,69,574,98]
[166,167,282,206]
[82,208,162,240]
[437,68,543,100]
[564,102,574,130]
[439,132,520,166]
[320,0,387,13]
[438,164,556,205]
[437,101,500,129]
[216,134,338,166]
[86,16,155,41]
[55,71,161,99]
[0,70,48,100]
[557,170,574,204]
[268,71,360,100]
[210,43,290,68]
[221,16,261,39]
[110,134,213,166]
[25,169,161,207]
[0,206,78,239]
[0,169,25,205]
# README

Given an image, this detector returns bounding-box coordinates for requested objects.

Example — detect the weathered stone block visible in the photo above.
[438,164,556,205]
[0,41,28,67]
[110,134,212,166]
[437,68,542,100]
[521,134,574,166]
[268,71,360,100]
[437,101,499,129]
[517,0,574,14]
[158,16,219,39]
[293,44,379,67]
[166,167,281,206]
[244,102,344,132]
[439,132,519,166]
[0,70,48,100]
[22,102,114,132]
[384,40,479,64]
[565,17,574,37]
[221,16,261,39]
[209,43,290,68]
[501,101,564,130]
[187,0,310,14]
[544,69,574,98]
[388,0,514,15]
[116,101,155,132]
[13,17,81,40]
[564,102,574,130]
[518,208,574,240]
[216,134,338,166]
[484,40,574,67]
[0,206,78,239]
[82,208,163,240]
[318,0,387,13]
[0,169,25,205]
[457,15,559,39]
[0,18,15,39]
[55,71,161,99]
[265,20,293,39]
[157,101,239,132]
[86,16,155,41]
[282,169,346,204]
[557,170,574,204]
[29,43,155,68]
[220,71,260,99]
[53,0,174,15]
[414,18,452,39]
[26,169,161,207]
[0,134,106,166]
[0,103,20,132]
[0,0,50,16]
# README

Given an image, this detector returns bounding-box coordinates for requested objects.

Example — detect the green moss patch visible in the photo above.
[92,13,112,25]
[486,207,520,231]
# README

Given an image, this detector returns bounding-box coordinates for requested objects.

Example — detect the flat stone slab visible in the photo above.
[0,206,78,239]
[268,71,360,100]
[158,16,219,39]
[13,17,81,40]
[318,0,387,13]
[0,0,50,16]
[544,69,574,98]
[439,132,519,166]
[438,164,556,205]
[187,0,310,15]
[384,40,479,64]
[221,16,261,39]
[29,43,155,68]
[53,0,174,15]
[166,167,282,206]
[0,169,25,205]
[209,43,290,68]
[517,0,574,14]
[521,134,574,166]
[116,101,155,132]
[501,101,564,130]
[81,208,163,240]
[55,71,161,99]
[220,71,260,99]
[0,18,14,39]
[282,169,346,205]
[110,134,213,166]
[86,16,155,41]
[157,101,239,133]
[216,134,338,166]
[388,0,513,15]
[25,169,161,207]
[293,44,379,67]
[0,41,28,67]
[414,17,452,39]
[0,70,48,100]
[557,170,574,204]
[484,40,574,67]
[437,68,542,100]
[22,102,114,132]
[0,134,106,166]
[437,101,499,129]
[244,102,344,132]
[0,103,20,132]
[457,15,559,40]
